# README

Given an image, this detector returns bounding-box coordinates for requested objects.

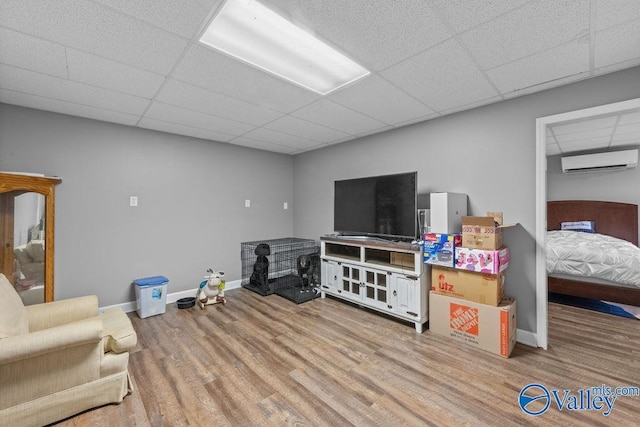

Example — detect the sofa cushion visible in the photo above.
[26,240,45,263]
[0,274,29,338]
[100,308,137,353]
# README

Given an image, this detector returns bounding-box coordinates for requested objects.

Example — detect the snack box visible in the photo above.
[454,246,509,274]
[461,216,503,250]
[429,292,517,358]
[431,266,504,306]
[423,233,462,267]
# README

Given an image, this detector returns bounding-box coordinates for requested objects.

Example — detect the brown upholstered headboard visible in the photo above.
[547,200,638,246]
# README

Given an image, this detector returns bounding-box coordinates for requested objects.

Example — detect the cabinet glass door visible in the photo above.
[341,265,361,299]
[363,268,388,309]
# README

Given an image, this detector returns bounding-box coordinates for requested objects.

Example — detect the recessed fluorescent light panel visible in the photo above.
[199,0,370,95]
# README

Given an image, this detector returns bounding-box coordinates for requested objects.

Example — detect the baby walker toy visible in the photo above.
[197,268,226,309]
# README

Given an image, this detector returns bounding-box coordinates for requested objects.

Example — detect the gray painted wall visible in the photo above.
[293,66,640,335]
[548,149,640,241]
[0,105,294,306]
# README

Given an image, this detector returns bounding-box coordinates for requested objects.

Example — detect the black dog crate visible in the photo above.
[241,238,321,303]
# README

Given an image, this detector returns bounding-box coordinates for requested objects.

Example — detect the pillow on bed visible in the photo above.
[561,221,596,233]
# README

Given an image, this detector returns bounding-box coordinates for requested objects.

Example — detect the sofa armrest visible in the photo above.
[0,318,104,410]
[0,317,103,364]
[26,295,99,331]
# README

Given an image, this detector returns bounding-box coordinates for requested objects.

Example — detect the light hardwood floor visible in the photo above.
[55,288,640,426]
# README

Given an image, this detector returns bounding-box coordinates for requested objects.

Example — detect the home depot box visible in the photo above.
[423,233,462,267]
[461,216,503,250]
[429,292,517,358]
[431,266,504,306]
[455,246,510,274]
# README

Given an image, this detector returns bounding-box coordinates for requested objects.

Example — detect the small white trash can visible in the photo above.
[133,276,169,318]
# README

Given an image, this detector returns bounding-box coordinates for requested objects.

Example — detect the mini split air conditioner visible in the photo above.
[561,149,639,174]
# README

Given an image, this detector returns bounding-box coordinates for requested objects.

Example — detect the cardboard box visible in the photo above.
[429,292,517,358]
[455,246,509,274]
[390,252,415,269]
[423,233,462,267]
[431,266,504,306]
[461,216,503,250]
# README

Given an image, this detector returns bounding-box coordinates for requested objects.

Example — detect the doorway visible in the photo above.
[535,97,640,349]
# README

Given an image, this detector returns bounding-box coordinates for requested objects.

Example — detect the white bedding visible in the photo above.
[546,230,640,288]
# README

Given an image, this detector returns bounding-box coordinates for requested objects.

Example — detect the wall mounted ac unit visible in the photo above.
[561,149,639,174]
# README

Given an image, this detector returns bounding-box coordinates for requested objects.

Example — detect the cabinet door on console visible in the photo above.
[392,275,421,317]
[321,260,338,292]
[339,264,362,301]
[362,268,390,310]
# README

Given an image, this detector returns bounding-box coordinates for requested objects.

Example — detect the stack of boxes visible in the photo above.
[425,210,516,358]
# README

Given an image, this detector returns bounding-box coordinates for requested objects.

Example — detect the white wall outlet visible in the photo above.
[245,199,251,208]
[283,202,288,210]
[129,196,138,207]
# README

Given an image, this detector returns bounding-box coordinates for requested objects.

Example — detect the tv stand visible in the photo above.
[320,236,429,333]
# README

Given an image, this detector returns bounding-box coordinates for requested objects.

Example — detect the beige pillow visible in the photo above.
[0,273,29,338]
[26,240,45,262]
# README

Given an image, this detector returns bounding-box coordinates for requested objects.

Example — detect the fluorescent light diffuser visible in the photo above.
[199,0,370,95]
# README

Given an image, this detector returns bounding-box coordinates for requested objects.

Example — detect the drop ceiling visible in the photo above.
[1,0,639,155]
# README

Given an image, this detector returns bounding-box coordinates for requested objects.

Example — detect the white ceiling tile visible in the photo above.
[156,79,283,126]
[429,0,530,33]
[92,0,220,38]
[391,113,440,129]
[328,75,434,125]
[487,39,589,94]
[550,116,618,136]
[172,45,319,113]
[0,64,149,115]
[382,39,499,112]
[501,72,591,99]
[546,144,562,156]
[614,122,640,136]
[0,28,68,77]
[144,101,254,136]
[66,49,165,98]
[228,137,300,154]
[0,88,140,126]
[0,0,188,74]
[611,134,640,146]
[595,19,640,69]
[596,0,640,30]
[618,111,640,125]
[138,117,235,142]
[460,0,590,70]
[292,99,387,135]
[264,115,350,143]
[559,136,613,152]
[264,0,452,70]
[554,127,614,143]
[242,128,324,150]
[593,57,640,77]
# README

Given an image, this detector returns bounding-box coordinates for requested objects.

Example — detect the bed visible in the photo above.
[547,200,640,307]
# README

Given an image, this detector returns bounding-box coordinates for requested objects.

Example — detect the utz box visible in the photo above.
[431,266,504,306]
[429,292,517,358]
[455,246,509,274]
[423,233,461,267]
[461,216,503,250]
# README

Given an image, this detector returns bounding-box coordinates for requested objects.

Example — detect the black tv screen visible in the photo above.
[334,172,417,240]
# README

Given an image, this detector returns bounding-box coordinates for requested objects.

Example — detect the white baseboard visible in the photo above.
[516,328,538,348]
[100,279,242,314]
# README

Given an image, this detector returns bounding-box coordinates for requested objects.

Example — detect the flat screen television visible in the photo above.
[334,172,417,240]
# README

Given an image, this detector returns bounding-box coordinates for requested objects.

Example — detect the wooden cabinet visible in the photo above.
[0,172,62,303]
[320,236,428,333]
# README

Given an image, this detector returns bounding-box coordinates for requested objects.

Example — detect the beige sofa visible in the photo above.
[0,273,137,426]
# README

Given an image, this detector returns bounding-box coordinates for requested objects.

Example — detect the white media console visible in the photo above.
[320,236,429,333]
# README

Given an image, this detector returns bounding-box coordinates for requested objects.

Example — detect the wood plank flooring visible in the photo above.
[55,288,640,426]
